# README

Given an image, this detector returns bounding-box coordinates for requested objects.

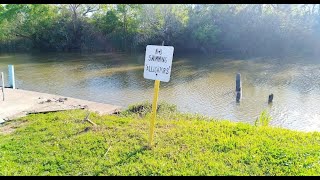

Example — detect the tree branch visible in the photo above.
[13,31,32,40]
[82,5,100,16]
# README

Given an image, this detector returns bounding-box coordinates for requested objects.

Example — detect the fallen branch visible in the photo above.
[27,106,83,115]
[103,146,112,158]
[83,112,97,126]
[27,109,72,114]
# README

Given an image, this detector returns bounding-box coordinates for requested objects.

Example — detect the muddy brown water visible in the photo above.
[1,52,320,132]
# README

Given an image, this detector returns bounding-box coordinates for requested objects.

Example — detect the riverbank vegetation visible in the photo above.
[1,4,320,58]
[1,102,320,175]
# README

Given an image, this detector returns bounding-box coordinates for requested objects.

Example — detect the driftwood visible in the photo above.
[27,105,85,115]
[83,112,97,126]
[27,109,78,115]
[39,97,68,104]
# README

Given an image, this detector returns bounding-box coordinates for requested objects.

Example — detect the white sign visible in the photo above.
[144,45,174,82]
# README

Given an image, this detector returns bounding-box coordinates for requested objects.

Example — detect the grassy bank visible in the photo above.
[1,102,320,175]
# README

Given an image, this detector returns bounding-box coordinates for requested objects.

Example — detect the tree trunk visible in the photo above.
[123,6,127,51]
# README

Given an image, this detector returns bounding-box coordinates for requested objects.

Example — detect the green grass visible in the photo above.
[1,104,320,175]
[255,110,272,127]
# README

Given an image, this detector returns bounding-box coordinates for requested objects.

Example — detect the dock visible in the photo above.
[0,88,122,123]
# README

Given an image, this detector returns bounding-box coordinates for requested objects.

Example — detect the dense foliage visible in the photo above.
[1,4,320,57]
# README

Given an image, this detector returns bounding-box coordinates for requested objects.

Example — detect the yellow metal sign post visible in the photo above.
[144,41,174,148]
[148,79,160,147]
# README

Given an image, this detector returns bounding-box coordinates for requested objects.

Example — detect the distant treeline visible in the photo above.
[1,4,320,57]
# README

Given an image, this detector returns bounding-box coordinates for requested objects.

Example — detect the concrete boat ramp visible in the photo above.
[0,88,122,123]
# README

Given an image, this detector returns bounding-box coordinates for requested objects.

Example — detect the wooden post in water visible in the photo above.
[8,65,15,89]
[268,93,273,104]
[236,73,242,102]
[1,72,4,101]
[236,92,241,103]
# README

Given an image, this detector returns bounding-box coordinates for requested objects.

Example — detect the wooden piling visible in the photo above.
[1,72,4,101]
[268,93,273,104]
[236,73,241,92]
[236,73,242,102]
[236,92,241,103]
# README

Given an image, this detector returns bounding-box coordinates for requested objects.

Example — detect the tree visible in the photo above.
[136,4,189,49]
[0,4,58,50]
